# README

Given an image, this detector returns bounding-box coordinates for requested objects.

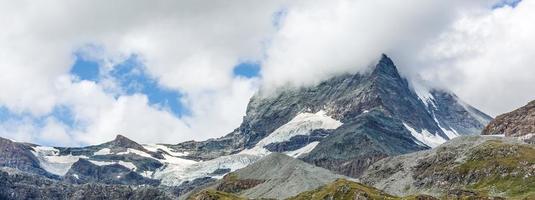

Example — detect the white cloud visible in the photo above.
[1,0,534,146]
[410,0,535,115]
[261,0,535,116]
[0,0,278,145]
[261,0,491,90]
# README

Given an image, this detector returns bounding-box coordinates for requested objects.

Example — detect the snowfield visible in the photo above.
[240,110,342,157]
[403,123,447,148]
[29,110,343,185]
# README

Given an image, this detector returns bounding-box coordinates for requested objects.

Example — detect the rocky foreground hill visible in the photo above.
[482,100,535,139]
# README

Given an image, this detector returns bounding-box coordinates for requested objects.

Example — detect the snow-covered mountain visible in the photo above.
[168,54,492,177]
[0,54,492,196]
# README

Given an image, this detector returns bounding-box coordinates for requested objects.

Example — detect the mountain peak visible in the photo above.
[107,134,145,151]
[371,54,401,79]
[113,134,134,143]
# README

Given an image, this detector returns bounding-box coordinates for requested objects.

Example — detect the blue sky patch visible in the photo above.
[70,55,100,82]
[233,61,261,78]
[109,56,188,117]
[49,105,77,128]
[68,52,188,117]
[492,0,521,9]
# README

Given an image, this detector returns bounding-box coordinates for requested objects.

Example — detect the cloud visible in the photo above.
[411,0,535,116]
[0,0,280,145]
[261,0,535,116]
[261,0,491,90]
[1,0,534,146]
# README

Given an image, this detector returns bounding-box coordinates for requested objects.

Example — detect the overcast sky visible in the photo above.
[0,0,533,146]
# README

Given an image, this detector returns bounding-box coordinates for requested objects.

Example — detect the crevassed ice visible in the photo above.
[31,146,86,176]
[154,154,261,186]
[403,123,447,148]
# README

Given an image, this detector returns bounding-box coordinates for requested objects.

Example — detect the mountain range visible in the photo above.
[2,54,533,200]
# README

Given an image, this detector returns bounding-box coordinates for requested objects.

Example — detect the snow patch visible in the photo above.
[154,154,261,186]
[88,160,137,170]
[118,161,136,170]
[403,123,447,148]
[93,148,111,155]
[240,110,341,157]
[284,141,319,157]
[88,160,115,166]
[117,148,152,157]
[143,144,189,157]
[259,110,342,145]
[440,127,460,139]
[413,84,435,107]
[31,146,87,176]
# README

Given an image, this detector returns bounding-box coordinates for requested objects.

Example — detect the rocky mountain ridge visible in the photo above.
[360,135,535,199]
[482,100,535,138]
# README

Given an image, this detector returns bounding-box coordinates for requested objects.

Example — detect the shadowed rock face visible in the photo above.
[64,159,160,186]
[0,168,175,200]
[0,138,56,179]
[57,134,165,160]
[302,110,427,177]
[482,100,535,137]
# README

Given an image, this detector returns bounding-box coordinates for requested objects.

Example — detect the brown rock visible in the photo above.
[482,100,535,137]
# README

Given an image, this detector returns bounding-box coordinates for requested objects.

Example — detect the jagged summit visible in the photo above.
[371,54,401,79]
[170,54,491,177]
[102,134,147,153]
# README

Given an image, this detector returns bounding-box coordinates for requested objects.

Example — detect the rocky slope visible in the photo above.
[287,179,399,200]
[197,153,348,199]
[0,167,176,200]
[288,179,506,200]
[482,100,535,138]
[360,135,535,199]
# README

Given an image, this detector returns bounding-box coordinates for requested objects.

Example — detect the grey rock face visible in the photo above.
[64,159,160,186]
[302,110,428,177]
[212,153,348,199]
[57,134,164,160]
[359,135,528,197]
[0,168,175,200]
[427,90,492,135]
[0,138,57,179]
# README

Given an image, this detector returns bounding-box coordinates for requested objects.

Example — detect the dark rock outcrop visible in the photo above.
[0,137,56,179]
[64,159,160,186]
[482,100,535,137]
[0,168,174,200]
